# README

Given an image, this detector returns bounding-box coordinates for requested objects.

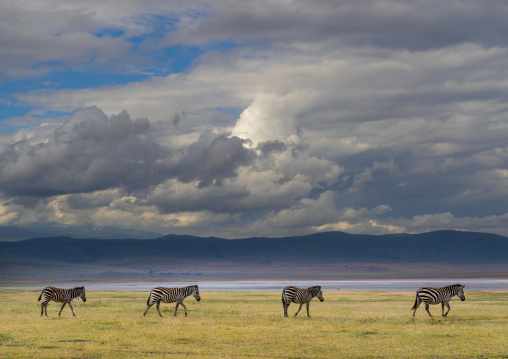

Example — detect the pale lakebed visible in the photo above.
[2,279,507,292]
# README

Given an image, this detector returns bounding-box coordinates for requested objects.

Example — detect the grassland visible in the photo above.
[0,290,507,358]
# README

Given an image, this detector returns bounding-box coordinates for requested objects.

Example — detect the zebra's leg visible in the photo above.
[283,303,289,317]
[156,301,163,317]
[143,301,155,316]
[40,301,46,316]
[425,303,432,317]
[44,302,49,316]
[306,302,311,318]
[58,302,67,316]
[68,301,76,317]
[179,302,188,317]
[443,301,451,317]
[294,303,304,317]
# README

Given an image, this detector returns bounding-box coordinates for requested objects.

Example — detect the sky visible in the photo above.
[1,0,508,239]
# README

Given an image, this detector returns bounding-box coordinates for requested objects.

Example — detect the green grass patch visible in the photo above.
[0,289,507,358]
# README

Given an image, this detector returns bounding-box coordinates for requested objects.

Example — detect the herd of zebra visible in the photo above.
[37,283,466,318]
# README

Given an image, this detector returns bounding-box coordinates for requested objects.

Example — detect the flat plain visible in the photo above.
[0,289,507,358]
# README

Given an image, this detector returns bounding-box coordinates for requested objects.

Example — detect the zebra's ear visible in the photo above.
[462,285,465,289]
[81,286,85,289]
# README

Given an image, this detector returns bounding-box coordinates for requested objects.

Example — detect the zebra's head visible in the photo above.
[456,284,465,301]
[76,286,87,302]
[310,286,324,302]
[191,285,201,302]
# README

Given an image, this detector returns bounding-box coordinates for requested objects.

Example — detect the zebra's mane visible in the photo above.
[308,286,321,294]
[185,285,198,289]
[443,284,464,293]
[445,284,464,292]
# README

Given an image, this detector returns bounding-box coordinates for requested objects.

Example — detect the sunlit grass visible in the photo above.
[0,290,507,358]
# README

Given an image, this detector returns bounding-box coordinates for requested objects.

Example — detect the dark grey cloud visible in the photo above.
[142,185,251,214]
[0,107,256,199]
[66,192,120,210]
[172,112,184,127]
[257,140,287,156]
[171,134,255,188]
[166,0,508,51]
[0,107,167,197]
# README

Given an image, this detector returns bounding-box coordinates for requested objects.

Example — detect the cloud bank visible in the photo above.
[1,0,508,238]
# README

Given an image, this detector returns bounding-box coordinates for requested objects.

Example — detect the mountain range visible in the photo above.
[0,230,507,280]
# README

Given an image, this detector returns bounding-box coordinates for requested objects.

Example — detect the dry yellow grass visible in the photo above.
[0,289,507,358]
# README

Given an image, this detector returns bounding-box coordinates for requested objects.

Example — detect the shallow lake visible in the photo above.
[2,279,507,292]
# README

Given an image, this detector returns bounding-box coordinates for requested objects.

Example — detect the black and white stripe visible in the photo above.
[411,284,465,317]
[143,285,201,317]
[38,286,87,317]
[282,285,324,318]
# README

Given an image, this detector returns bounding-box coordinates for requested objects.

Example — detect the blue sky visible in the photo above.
[2,0,508,239]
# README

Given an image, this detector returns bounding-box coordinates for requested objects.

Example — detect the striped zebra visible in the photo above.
[143,285,201,317]
[411,284,465,317]
[38,286,87,317]
[282,285,324,318]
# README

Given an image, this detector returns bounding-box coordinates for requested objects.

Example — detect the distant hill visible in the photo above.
[0,231,508,280]
[0,225,162,241]
[1,230,507,264]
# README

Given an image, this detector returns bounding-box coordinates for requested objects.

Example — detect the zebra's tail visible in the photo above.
[411,294,418,311]
[147,292,151,306]
[38,289,44,302]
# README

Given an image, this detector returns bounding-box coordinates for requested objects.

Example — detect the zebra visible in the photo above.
[282,285,324,318]
[411,284,465,317]
[143,285,201,317]
[38,286,87,317]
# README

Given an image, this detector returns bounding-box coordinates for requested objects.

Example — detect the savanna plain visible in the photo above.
[0,289,507,358]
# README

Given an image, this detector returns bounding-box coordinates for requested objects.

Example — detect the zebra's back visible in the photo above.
[151,287,181,303]
[39,287,68,303]
[282,286,307,303]
[416,287,442,303]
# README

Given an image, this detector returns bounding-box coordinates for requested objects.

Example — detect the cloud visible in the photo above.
[0,107,166,197]
[0,107,255,198]
[266,191,340,229]
[5,0,508,79]
[3,1,508,239]
[171,134,254,187]
[348,159,396,193]
[232,93,304,146]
